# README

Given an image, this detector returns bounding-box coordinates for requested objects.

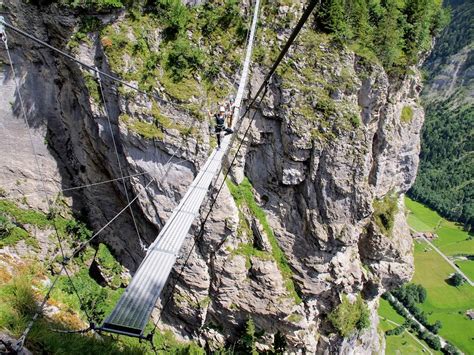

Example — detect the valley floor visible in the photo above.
[379,197,474,354]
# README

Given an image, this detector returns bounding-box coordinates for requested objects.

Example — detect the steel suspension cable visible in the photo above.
[14,266,65,351]
[69,147,182,259]
[0,17,222,120]
[150,86,268,336]
[97,71,146,251]
[232,0,254,89]
[0,17,170,107]
[1,23,186,345]
[2,156,192,199]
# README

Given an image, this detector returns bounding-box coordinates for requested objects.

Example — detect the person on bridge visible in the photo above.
[209,106,233,149]
[225,95,236,127]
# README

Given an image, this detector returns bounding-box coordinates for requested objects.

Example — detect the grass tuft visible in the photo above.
[373,194,399,236]
[227,178,302,304]
[401,106,414,123]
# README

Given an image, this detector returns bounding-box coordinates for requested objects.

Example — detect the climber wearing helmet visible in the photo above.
[208,105,233,149]
[225,95,236,127]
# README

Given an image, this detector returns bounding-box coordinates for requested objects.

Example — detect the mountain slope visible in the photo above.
[409,0,474,229]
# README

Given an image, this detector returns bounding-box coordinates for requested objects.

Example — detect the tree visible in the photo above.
[416,284,427,303]
[317,0,352,41]
[443,341,461,355]
[374,1,406,68]
[449,273,465,287]
[428,320,442,334]
[348,0,374,45]
[156,0,190,39]
[239,318,258,355]
[273,331,287,353]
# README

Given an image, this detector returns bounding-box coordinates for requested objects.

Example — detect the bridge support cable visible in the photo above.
[68,147,183,259]
[100,0,263,337]
[0,16,201,116]
[97,71,146,251]
[10,147,181,350]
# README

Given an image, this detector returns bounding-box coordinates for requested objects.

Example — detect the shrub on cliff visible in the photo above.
[328,294,371,337]
[373,194,399,236]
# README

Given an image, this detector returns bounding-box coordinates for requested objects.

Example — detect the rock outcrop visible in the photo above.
[0,1,424,353]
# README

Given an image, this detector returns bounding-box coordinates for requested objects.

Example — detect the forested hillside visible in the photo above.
[409,0,473,230]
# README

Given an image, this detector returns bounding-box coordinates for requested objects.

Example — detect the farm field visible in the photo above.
[406,197,474,354]
[406,197,474,284]
[378,299,435,354]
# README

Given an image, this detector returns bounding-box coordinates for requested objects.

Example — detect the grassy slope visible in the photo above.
[406,197,474,353]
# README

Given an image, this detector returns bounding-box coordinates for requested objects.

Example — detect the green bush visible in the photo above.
[165,37,204,81]
[7,275,39,318]
[386,325,405,336]
[449,272,465,287]
[59,0,125,10]
[401,106,414,123]
[66,219,92,242]
[328,294,371,337]
[0,213,14,237]
[373,194,399,236]
[156,0,190,39]
[235,318,258,355]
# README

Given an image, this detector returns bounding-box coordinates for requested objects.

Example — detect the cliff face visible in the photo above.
[0,1,423,353]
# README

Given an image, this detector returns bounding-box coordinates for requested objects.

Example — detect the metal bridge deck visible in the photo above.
[101,0,261,337]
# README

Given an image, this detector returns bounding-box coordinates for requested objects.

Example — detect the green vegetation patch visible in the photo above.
[128,120,164,140]
[455,260,474,282]
[406,196,474,281]
[373,193,399,236]
[0,264,146,354]
[0,199,51,228]
[227,178,302,304]
[59,0,125,11]
[406,196,442,232]
[328,294,370,337]
[96,243,124,288]
[401,105,414,123]
[378,297,405,325]
[83,72,101,103]
[158,73,201,102]
[314,0,449,72]
[407,199,474,352]
[0,213,30,247]
[378,317,431,355]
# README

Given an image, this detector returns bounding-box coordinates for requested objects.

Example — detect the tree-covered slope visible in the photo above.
[409,0,473,230]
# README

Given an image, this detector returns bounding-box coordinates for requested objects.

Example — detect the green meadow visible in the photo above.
[406,197,474,354]
[406,197,474,283]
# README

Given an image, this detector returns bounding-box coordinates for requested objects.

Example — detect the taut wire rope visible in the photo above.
[97,70,146,251]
